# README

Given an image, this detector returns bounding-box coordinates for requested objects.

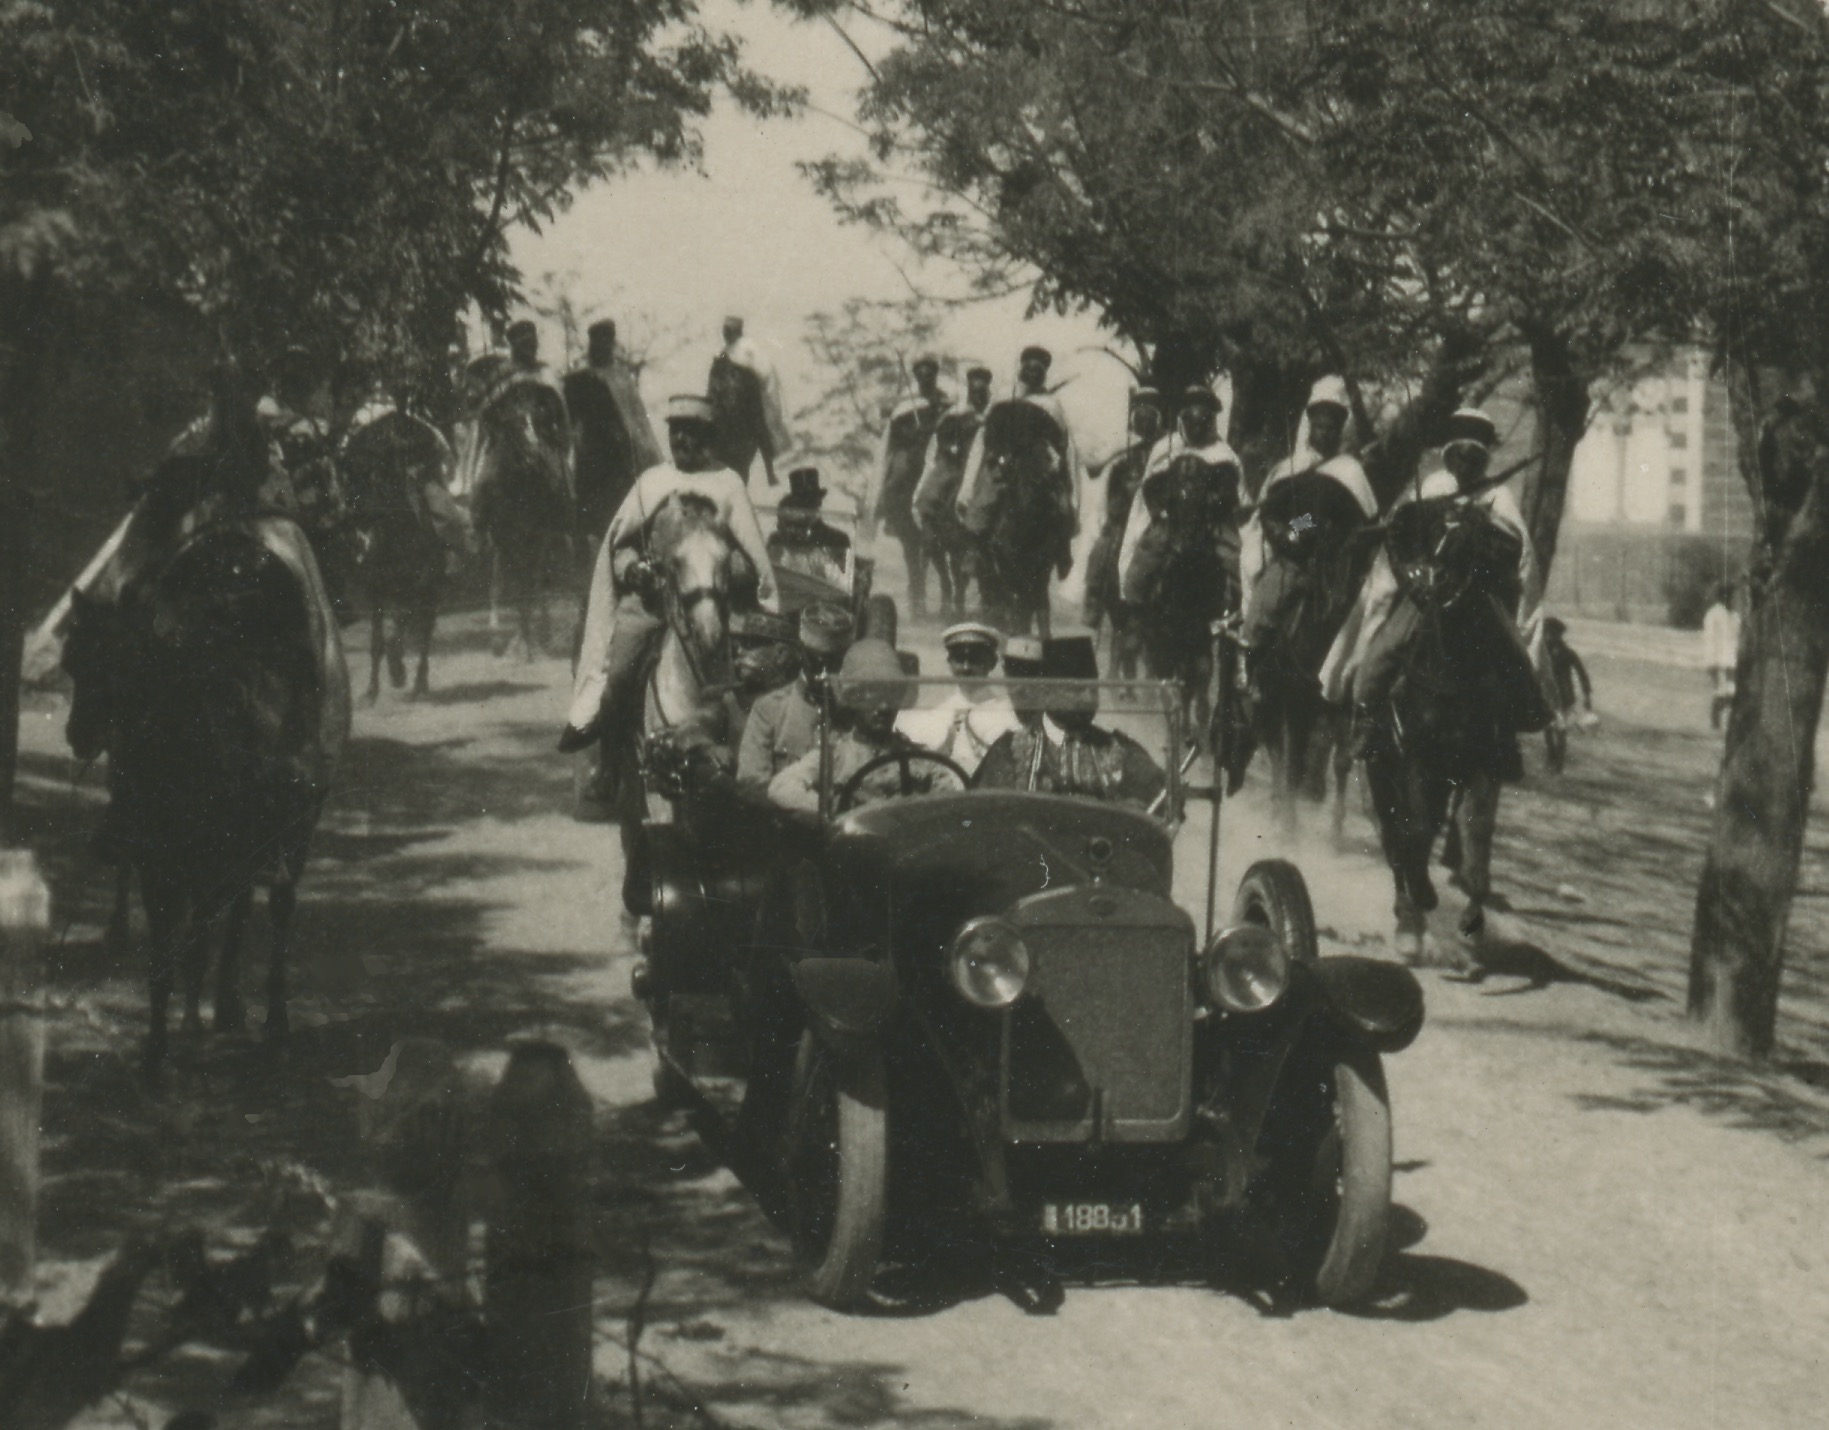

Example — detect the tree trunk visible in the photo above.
[1687,373,1829,1058]
[1520,324,1591,585]
[0,486,26,840]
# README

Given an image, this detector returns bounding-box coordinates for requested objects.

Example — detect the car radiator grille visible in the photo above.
[1001,925,1192,1143]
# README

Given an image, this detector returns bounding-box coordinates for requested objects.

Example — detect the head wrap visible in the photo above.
[665,394,715,428]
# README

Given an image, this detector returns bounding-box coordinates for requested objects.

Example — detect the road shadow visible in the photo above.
[1457,930,1665,1003]
[1569,1030,1829,1145]
[415,678,548,706]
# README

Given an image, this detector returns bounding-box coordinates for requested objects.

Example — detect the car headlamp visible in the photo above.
[1202,923,1291,1014]
[949,917,1031,1009]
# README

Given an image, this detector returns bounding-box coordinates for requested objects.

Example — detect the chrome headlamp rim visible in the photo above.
[949,915,1032,1009]
[1202,922,1292,1014]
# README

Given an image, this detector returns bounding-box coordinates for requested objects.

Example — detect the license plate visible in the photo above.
[1041,1201,1145,1236]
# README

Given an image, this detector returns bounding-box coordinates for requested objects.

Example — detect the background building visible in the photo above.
[1546,351,1754,625]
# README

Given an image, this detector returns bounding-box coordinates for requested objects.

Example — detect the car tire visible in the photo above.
[1233,858,1319,964]
[1270,1047,1392,1307]
[784,1031,887,1310]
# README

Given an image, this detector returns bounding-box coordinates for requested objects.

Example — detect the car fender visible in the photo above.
[792,957,898,1042]
[1315,955,1425,1053]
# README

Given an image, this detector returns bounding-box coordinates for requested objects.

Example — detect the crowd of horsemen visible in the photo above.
[61,310,1570,937]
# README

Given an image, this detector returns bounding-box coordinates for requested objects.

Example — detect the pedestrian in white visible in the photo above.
[1702,582,1741,731]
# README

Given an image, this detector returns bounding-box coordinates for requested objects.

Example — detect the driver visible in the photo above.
[976,636,1166,807]
[768,638,961,814]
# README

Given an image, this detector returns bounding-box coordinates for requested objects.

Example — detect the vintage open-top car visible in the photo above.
[633,670,1425,1311]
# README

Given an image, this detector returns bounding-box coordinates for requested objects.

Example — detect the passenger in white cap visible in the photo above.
[562,394,776,748]
[896,621,1021,775]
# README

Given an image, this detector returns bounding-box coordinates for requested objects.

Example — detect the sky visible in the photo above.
[507,1,1133,476]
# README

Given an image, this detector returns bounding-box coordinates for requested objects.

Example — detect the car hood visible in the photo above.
[822,792,1173,945]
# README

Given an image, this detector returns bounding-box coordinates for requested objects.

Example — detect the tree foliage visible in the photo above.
[794,1,1727,511]
[0,0,791,392]
[793,295,945,495]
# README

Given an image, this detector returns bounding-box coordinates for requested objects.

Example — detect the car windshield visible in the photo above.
[812,672,1191,822]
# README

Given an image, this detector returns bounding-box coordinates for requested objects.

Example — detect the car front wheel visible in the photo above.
[783,1031,887,1309]
[1263,1047,1392,1307]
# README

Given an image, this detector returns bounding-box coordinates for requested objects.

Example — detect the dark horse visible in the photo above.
[342,408,468,701]
[1360,498,1547,959]
[961,398,1073,637]
[63,519,346,1072]
[1124,452,1241,743]
[466,358,574,658]
[1244,470,1378,837]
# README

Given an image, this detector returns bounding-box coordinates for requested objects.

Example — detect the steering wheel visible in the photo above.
[836,749,973,813]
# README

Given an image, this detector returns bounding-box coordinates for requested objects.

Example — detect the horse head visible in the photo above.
[648,492,741,682]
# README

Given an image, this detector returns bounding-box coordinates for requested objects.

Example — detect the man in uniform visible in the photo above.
[563,319,661,559]
[1084,387,1163,682]
[871,352,952,621]
[769,639,960,814]
[768,466,853,586]
[897,621,1021,777]
[737,600,853,791]
[561,394,776,751]
[976,636,1165,807]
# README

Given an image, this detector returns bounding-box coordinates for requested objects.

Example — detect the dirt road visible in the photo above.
[15,612,1828,1429]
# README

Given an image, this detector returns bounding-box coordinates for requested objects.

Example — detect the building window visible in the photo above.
[1670,466,1688,487]
[1669,502,1688,527]
[1671,395,1689,414]
[1669,429,1688,449]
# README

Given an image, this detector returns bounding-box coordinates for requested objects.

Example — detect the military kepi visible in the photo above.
[798,600,854,656]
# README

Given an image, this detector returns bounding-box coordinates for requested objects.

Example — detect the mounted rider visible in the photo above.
[562,394,777,752]
[866,351,951,619]
[1083,386,1164,682]
[707,315,791,490]
[470,319,574,538]
[1115,382,1243,609]
[1239,374,1379,631]
[339,386,473,566]
[563,319,662,554]
[955,345,1083,577]
[1322,406,1544,762]
[912,359,993,535]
